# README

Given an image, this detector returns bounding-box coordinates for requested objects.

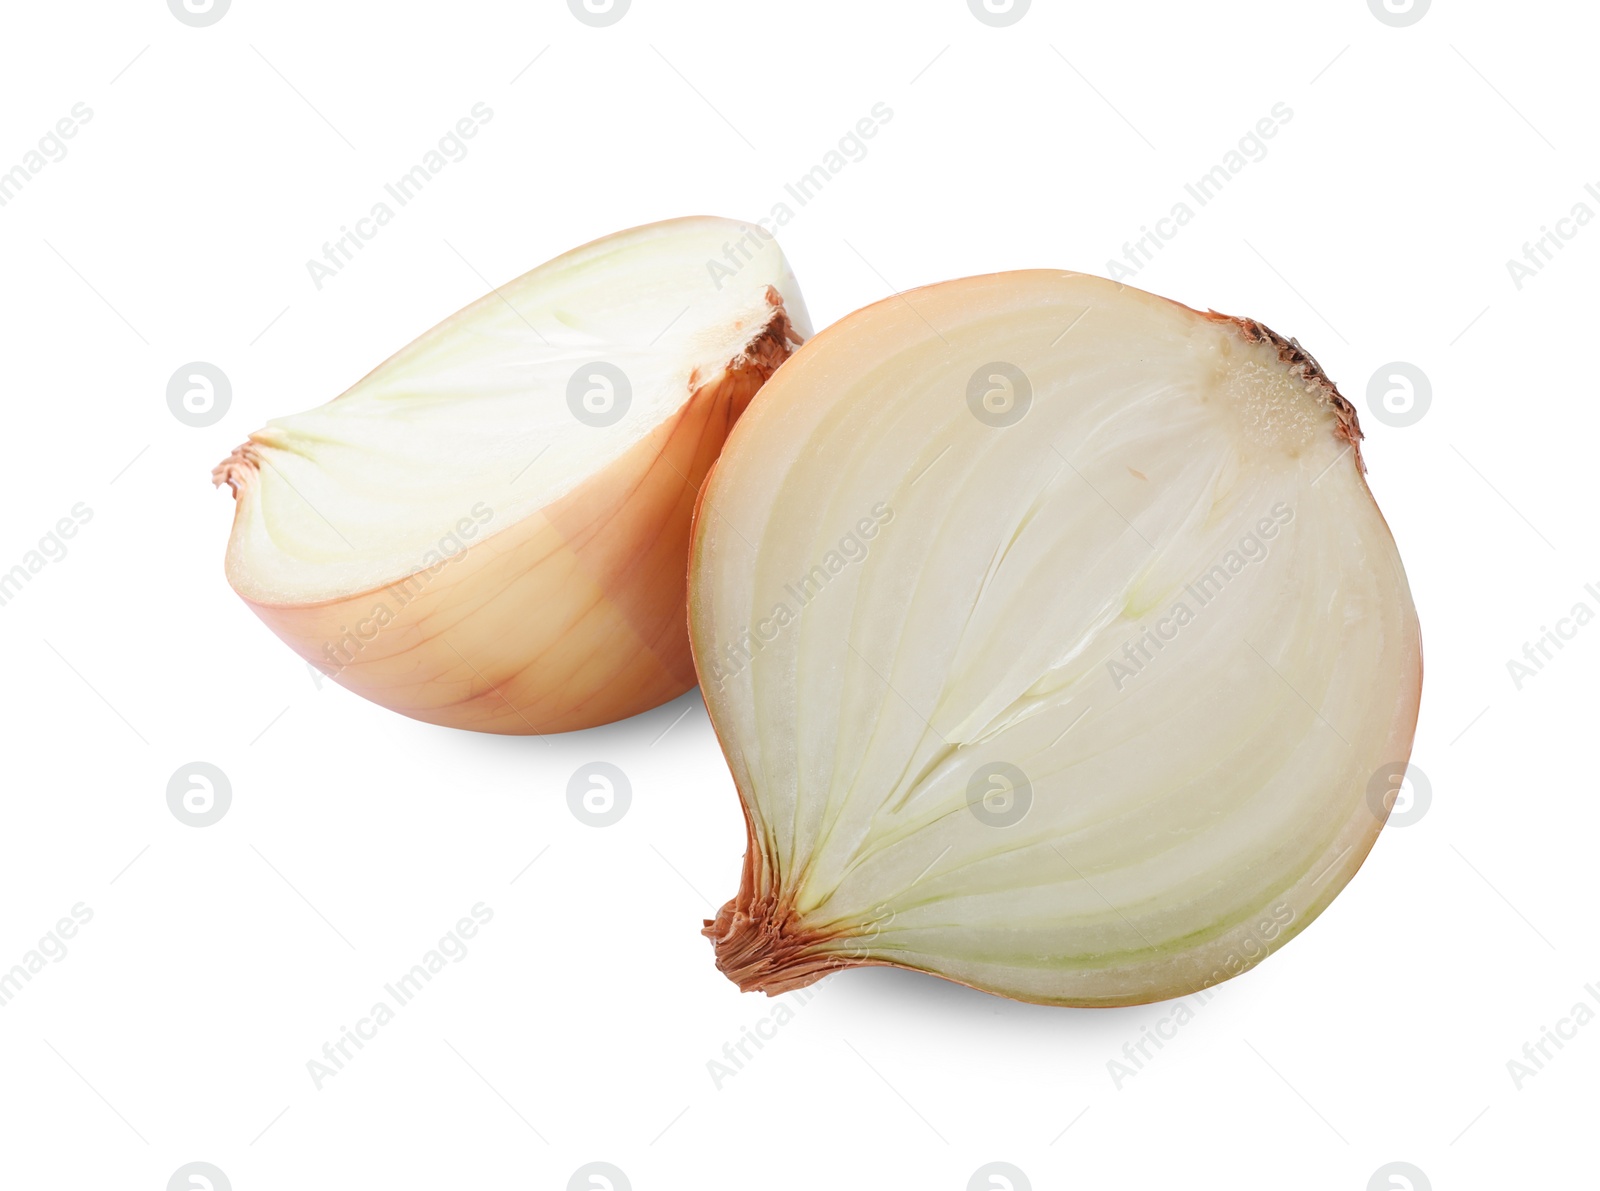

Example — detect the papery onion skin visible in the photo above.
[217,218,807,734]
[689,270,1422,1007]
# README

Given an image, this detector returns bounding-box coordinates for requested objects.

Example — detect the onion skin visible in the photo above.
[220,295,801,735]
[691,270,1423,1006]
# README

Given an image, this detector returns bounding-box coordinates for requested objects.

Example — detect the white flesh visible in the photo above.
[691,271,1421,1006]
[227,216,809,605]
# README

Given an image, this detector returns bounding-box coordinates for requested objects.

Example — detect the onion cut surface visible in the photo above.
[217,216,810,734]
[690,271,1421,1006]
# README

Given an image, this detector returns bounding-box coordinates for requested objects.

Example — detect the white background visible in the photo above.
[1,1,1594,1188]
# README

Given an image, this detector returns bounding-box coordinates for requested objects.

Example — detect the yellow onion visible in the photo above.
[690,271,1421,1006]
[216,217,809,734]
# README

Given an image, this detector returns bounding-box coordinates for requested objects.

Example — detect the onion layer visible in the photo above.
[217,217,810,734]
[690,271,1421,1006]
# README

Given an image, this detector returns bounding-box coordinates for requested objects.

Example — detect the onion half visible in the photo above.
[690,271,1421,1006]
[217,217,810,734]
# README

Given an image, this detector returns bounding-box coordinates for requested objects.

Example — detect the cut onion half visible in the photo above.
[690,270,1421,1006]
[217,216,810,734]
